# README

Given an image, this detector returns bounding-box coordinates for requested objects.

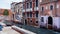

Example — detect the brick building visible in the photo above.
[39,0,60,30]
[11,0,60,31]
[22,0,39,27]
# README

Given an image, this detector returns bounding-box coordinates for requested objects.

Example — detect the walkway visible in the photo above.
[0,27,20,34]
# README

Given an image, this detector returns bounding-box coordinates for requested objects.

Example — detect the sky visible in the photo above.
[0,0,22,9]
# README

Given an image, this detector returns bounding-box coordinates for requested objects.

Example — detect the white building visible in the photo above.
[11,2,23,23]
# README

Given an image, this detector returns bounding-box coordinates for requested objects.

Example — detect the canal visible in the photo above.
[15,24,60,34]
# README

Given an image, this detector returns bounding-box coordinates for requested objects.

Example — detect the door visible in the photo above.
[25,19,27,25]
[48,16,53,29]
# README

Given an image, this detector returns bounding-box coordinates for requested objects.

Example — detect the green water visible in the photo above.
[20,25,60,34]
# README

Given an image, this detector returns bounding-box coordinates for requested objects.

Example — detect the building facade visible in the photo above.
[0,9,12,21]
[11,2,23,24]
[11,2,17,22]
[11,0,60,31]
[39,0,60,30]
[22,0,39,27]
[11,0,60,30]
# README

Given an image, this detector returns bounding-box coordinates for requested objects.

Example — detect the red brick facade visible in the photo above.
[22,0,39,27]
[40,0,60,17]
[39,0,60,29]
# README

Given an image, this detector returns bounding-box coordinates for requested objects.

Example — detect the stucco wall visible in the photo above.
[38,16,60,29]
[53,17,60,29]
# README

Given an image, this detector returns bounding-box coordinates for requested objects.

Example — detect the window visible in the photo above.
[36,0,38,7]
[56,4,59,8]
[30,2,32,8]
[36,11,38,17]
[41,17,44,22]
[50,5,53,10]
[30,20,32,22]
[23,4,25,9]
[46,6,48,9]
[27,3,29,8]
[22,13,25,17]
[18,9,19,13]
[13,14,14,20]
[30,12,32,17]
[40,0,42,2]
[42,7,44,11]
[27,13,29,17]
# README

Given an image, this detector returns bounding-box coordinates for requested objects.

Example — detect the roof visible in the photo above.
[15,2,23,5]
[40,0,58,4]
[11,2,17,5]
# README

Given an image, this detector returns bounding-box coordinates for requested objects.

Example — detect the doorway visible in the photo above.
[48,16,53,29]
[25,19,27,25]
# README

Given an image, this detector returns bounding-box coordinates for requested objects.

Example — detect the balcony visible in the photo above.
[22,7,38,12]
[34,7,39,11]
[26,8,32,12]
[22,9,25,12]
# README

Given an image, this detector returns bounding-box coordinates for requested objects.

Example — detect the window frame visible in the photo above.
[36,11,38,17]
[50,5,53,10]
[41,7,44,11]
[41,17,44,22]
[30,12,32,17]
[30,2,32,8]
[36,0,38,7]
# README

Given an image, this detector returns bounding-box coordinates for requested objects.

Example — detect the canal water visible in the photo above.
[16,24,60,34]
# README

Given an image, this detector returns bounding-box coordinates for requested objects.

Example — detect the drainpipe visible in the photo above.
[38,0,41,28]
[24,0,26,25]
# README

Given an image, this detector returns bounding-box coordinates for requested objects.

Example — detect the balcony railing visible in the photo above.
[22,7,38,12]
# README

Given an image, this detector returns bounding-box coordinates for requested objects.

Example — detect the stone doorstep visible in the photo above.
[53,26,60,32]
[11,26,36,34]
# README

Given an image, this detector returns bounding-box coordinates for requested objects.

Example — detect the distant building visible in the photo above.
[11,2,17,21]
[0,9,12,21]
[11,2,23,23]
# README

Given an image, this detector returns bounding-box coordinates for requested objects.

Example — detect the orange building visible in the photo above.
[0,9,12,21]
